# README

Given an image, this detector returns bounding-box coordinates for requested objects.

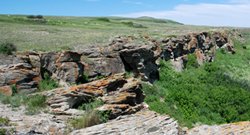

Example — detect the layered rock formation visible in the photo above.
[44,73,145,118]
[161,31,235,71]
[70,110,179,135]
[82,36,161,83]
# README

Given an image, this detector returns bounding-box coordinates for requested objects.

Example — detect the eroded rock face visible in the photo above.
[44,73,145,117]
[0,63,40,94]
[161,31,235,71]
[70,110,179,135]
[41,51,84,86]
[82,36,161,83]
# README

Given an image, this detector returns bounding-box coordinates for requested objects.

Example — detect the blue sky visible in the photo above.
[0,0,249,27]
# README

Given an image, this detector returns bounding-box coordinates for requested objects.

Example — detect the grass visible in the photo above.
[69,99,110,129]
[143,37,250,128]
[0,94,47,115]
[0,117,9,126]
[0,14,213,51]
[38,72,59,91]
[0,42,16,55]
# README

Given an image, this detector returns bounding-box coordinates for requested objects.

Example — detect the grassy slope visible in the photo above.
[143,31,250,128]
[0,14,213,51]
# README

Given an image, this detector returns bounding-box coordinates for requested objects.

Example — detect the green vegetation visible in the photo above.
[0,14,207,51]
[0,94,47,115]
[38,72,59,91]
[0,128,7,135]
[25,94,47,115]
[0,42,16,55]
[77,99,104,111]
[0,117,9,126]
[69,99,110,129]
[143,39,250,128]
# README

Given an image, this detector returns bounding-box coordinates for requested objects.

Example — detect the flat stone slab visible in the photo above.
[70,110,179,135]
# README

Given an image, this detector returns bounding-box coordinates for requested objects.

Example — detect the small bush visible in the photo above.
[0,42,17,55]
[0,94,46,115]
[70,110,101,129]
[24,95,47,115]
[0,128,7,135]
[0,117,10,126]
[70,99,109,129]
[185,54,199,69]
[95,17,110,22]
[78,99,104,111]
[27,15,43,19]
[122,21,147,28]
[0,94,24,108]
[69,110,110,129]
[38,72,59,91]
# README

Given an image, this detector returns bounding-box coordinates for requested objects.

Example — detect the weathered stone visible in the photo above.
[0,86,12,96]
[70,110,179,135]
[0,63,40,93]
[161,31,234,71]
[120,46,159,83]
[187,121,250,135]
[41,51,84,86]
[44,73,144,116]
[0,103,67,135]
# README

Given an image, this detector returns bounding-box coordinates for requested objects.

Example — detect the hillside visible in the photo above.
[0,14,215,51]
[0,14,250,135]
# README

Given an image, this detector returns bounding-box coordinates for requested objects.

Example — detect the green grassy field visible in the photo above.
[0,14,216,51]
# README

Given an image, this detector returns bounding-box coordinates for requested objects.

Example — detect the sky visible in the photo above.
[0,0,250,27]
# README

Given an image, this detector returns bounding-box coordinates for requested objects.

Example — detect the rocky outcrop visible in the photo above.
[0,103,67,135]
[70,110,179,135]
[0,63,40,94]
[41,51,84,86]
[44,73,145,118]
[161,31,235,71]
[187,121,250,135]
[82,36,161,83]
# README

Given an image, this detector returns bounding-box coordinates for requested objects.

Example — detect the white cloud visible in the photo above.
[115,1,250,27]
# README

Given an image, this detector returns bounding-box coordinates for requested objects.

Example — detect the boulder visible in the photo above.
[41,51,84,86]
[0,63,40,93]
[119,46,159,83]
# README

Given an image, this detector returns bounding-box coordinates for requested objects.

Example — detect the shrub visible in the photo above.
[143,60,250,128]
[24,95,47,115]
[69,110,110,129]
[95,17,110,22]
[0,128,7,135]
[70,110,101,129]
[38,72,59,91]
[78,99,104,111]
[27,15,43,19]
[69,99,109,129]
[185,54,199,69]
[0,42,17,55]
[0,117,9,126]
[0,94,47,115]
[122,21,147,28]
